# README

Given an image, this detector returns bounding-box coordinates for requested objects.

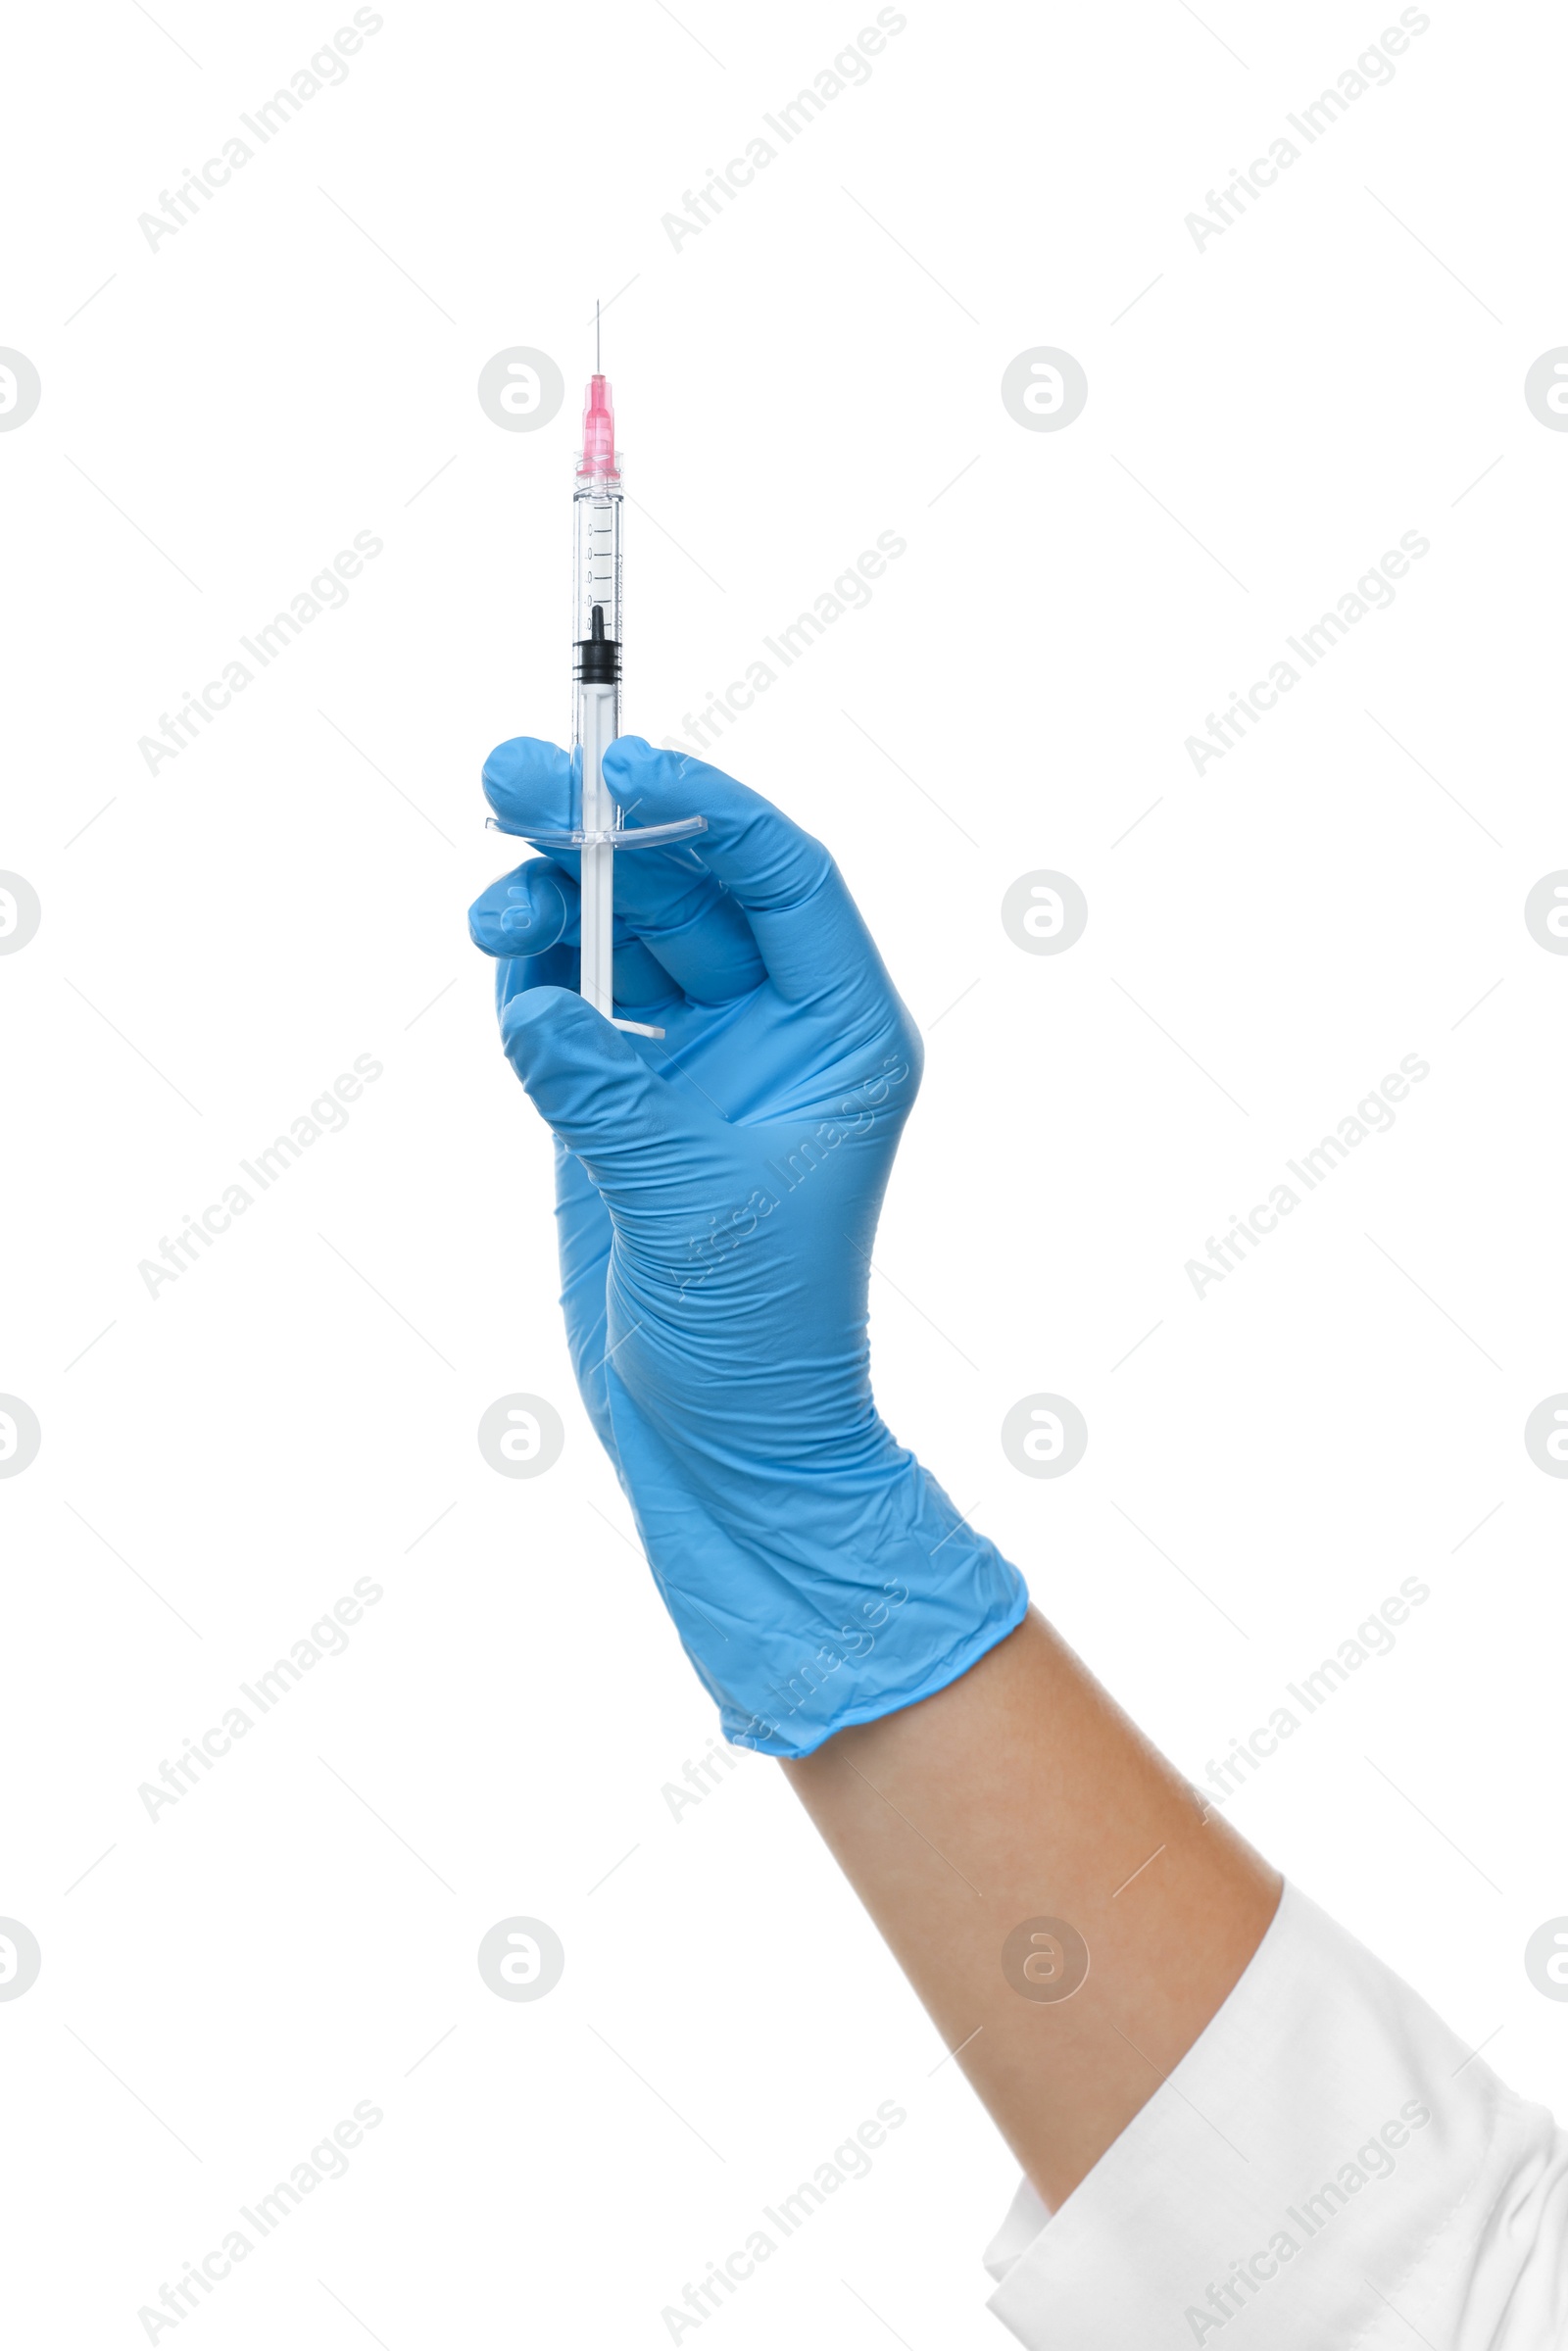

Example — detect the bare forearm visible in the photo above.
[782,1607,1281,2210]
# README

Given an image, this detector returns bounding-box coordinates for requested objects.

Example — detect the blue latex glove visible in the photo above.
[468,735,1027,1755]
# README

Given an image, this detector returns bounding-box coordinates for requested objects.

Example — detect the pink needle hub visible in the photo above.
[576,373,619,483]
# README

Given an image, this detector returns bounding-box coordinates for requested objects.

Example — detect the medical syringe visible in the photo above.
[571,356,625,1024]
[488,316,704,1027]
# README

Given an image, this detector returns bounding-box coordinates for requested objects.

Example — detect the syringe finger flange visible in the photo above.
[496,816,708,852]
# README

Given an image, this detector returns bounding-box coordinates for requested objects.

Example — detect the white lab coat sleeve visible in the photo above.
[981,1881,1568,2349]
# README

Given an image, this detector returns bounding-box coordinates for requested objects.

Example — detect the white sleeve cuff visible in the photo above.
[982,1881,1568,2350]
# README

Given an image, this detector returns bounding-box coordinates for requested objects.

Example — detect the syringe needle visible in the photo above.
[596,297,601,374]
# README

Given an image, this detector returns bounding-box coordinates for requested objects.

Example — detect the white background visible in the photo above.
[4,0,1567,2341]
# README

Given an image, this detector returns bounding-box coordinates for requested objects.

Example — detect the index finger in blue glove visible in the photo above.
[603,738,891,1014]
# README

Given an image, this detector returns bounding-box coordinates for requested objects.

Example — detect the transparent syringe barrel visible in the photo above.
[572,482,622,687]
[572,481,622,1017]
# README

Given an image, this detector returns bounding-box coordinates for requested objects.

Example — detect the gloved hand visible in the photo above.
[468,735,1027,1755]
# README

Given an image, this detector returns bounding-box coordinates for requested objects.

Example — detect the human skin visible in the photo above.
[471,734,1283,2207]
[784,1607,1282,2209]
